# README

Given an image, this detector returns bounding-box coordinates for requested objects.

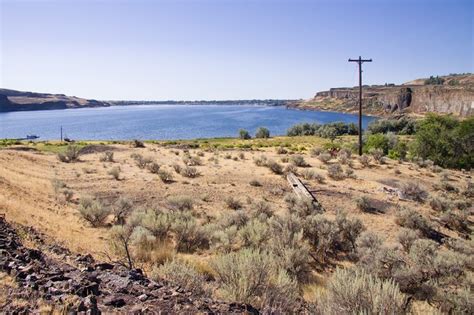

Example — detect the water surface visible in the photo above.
[0,105,376,140]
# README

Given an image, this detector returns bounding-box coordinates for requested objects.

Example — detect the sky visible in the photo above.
[0,0,472,100]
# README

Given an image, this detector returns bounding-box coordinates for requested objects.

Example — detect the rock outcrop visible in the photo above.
[291,74,474,117]
[0,88,111,112]
[0,217,258,313]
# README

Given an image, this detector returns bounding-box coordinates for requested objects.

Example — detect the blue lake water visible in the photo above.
[0,105,376,140]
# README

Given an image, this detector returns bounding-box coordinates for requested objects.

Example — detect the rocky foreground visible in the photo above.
[0,216,257,313]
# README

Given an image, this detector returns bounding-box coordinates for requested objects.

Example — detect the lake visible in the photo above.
[0,105,376,140]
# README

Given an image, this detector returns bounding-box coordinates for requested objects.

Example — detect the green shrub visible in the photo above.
[78,197,110,227]
[412,114,474,169]
[365,133,390,154]
[316,268,407,314]
[440,210,469,233]
[359,154,371,167]
[397,228,420,251]
[369,148,384,163]
[239,129,251,139]
[147,162,161,174]
[395,208,432,237]
[267,160,283,174]
[367,117,417,135]
[318,152,332,164]
[239,219,271,248]
[250,200,273,219]
[255,127,270,138]
[171,213,209,252]
[182,154,202,166]
[151,259,207,296]
[253,155,268,166]
[335,211,365,252]
[356,196,377,213]
[303,215,338,261]
[429,196,451,212]
[425,75,445,85]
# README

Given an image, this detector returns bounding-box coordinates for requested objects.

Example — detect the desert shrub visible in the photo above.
[412,114,474,169]
[400,182,428,202]
[210,225,238,253]
[109,224,135,268]
[290,155,308,167]
[409,239,438,267]
[284,194,322,217]
[253,155,268,166]
[316,268,407,314]
[113,197,133,225]
[338,151,350,165]
[303,215,338,261]
[463,181,474,198]
[180,166,199,178]
[425,75,445,85]
[172,163,182,174]
[239,219,271,248]
[429,196,451,212]
[78,197,110,227]
[147,162,161,174]
[151,259,207,296]
[218,211,249,229]
[167,196,194,211]
[313,172,326,184]
[57,145,81,163]
[183,154,202,166]
[239,129,251,139]
[51,178,67,196]
[157,169,173,183]
[131,209,173,240]
[397,228,420,252]
[440,210,469,233]
[255,127,270,138]
[60,189,74,203]
[310,147,323,157]
[250,200,273,220]
[211,249,300,310]
[134,154,154,169]
[327,163,345,180]
[171,213,209,252]
[283,163,298,175]
[249,179,262,187]
[359,154,371,167]
[356,196,377,213]
[356,231,383,259]
[99,151,114,162]
[396,208,432,237]
[225,196,242,210]
[318,152,332,164]
[276,147,288,154]
[132,139,145,148]
[300,169,317,180]
[108,166,121,180]
[267,160,283,175]
[335,211,365,252]
[345,167,356,178]
[434,250,467,280]
[369,148,384,163]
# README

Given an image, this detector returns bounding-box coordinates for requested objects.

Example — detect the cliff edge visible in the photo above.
[291,74,473,117]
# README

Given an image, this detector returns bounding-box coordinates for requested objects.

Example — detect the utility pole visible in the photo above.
[60,126,63,142]
[348,56,372,155]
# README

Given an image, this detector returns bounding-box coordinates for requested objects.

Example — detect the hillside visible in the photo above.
[0,88,111,112]
[291,74,474,117]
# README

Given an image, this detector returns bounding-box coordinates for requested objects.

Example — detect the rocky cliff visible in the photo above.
[0,88,111,112]
[291,74,474,117]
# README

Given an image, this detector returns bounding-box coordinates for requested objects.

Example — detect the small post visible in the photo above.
[348,56,372,155]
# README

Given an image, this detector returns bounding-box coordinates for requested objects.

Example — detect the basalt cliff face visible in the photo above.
[0,88,111,112]
[292,74,474,117]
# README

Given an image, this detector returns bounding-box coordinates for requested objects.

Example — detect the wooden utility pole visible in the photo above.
[348,56,372,155]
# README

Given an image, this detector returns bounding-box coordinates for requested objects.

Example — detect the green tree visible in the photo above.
[255,127,270,138]
[239,129,251,140]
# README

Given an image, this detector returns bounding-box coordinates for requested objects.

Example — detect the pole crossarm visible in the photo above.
[348,56,372,156]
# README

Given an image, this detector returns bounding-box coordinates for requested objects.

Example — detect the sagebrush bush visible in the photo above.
[395,208,432,237]
[250,200,273,219]
[225,196,242,210]
[267,160,283,174]
[429,196,451,212]
[310,147,323,157]
[283,164,298,175]
[167,195,194,211]
[397,228,420,252]
[254,155,268,166]
[78,197,110,227]
[356,196,376,213]
[131,209,172,240]
[303,214,338,261]
[400,182,428,202]
[99,151,114,162]
[318,152,332,164]
[284,194,322,217]
[108,166,121,180]
[369,148,384,163]
[316,268,407,315]
[440,210,469,233]
[327,163,345,180]
[359,154,371,167]
[180,166,200,178]
[134,154,154,169]
[147,162,161,174]
[335,211,365,252]
[249,179,262,187]
[57,145,81,163]
[151,259,207,296]
[172,163,182,174]
[356,231,383,259]
[171,213,209,252]
[183,154,202,166]
[239,219,271,248]
[113,197,133,225]
[276,147,288,154]
[157,169,173,183]
[290,155,308,167]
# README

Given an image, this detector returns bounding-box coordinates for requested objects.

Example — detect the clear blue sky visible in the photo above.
[0,0,472,100]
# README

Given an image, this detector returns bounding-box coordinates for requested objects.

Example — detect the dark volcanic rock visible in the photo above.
[0,217,258,314]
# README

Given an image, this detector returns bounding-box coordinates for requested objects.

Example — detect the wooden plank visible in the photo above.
[287,172,324,210]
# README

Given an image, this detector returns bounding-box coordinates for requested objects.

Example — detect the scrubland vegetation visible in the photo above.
[0,113,472,313]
